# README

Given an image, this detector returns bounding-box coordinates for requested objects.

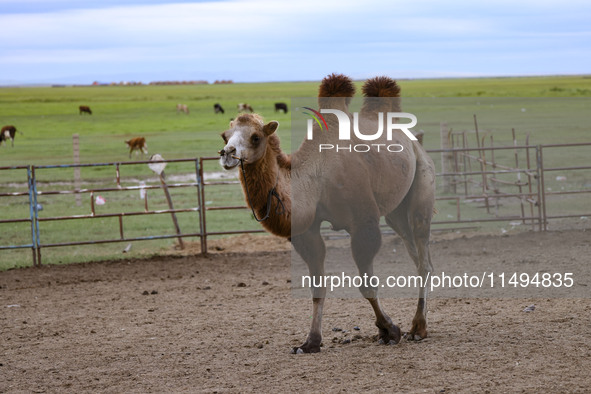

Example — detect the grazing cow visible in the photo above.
[274,102,288,113]
[237,103,254,113]
[0,125,21,147]
[125,137,148,158]
[79,105,92,115]
[176,104,190,114]
[214,103,225,114]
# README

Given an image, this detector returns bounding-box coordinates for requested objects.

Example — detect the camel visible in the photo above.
[218,74,435,353]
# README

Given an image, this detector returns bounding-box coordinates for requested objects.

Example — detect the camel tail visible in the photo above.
[361,76,401,113]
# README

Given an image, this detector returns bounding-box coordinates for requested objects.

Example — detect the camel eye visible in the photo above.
[251,134,261,144]
[221,133,228,143]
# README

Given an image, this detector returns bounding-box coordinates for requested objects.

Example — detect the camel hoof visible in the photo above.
[377,324,401,345]
[404,332,425,341]
[291,346,320,354]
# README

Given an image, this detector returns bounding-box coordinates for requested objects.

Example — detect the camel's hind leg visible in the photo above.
[350,214,401,345]
[291,220,326,354]
[386,153,435,341]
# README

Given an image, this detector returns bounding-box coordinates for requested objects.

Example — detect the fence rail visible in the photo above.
[1,143,590,267]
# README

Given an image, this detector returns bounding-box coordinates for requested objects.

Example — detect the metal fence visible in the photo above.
[431,142,591,231]
[1,158,205,267]
[1,143,590,267]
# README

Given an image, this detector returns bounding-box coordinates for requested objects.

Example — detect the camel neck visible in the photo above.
[240,147,281,208]
[235,135,291,238]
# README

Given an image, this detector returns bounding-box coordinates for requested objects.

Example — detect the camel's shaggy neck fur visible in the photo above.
[239,132,291,238]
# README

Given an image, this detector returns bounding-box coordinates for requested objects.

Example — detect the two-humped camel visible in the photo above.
[219,74,435,353]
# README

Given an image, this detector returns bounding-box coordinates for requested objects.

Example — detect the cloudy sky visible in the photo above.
[1,0,589,85]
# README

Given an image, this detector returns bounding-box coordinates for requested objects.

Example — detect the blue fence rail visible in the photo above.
[1,158,207,267]
[0,166,38,264]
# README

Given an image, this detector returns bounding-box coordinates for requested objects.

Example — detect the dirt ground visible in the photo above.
[1,229,590,393]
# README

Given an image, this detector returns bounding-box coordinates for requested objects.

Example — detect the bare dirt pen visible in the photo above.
[2,230,590,393]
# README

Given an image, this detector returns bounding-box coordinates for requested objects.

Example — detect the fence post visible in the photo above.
[73,134,82,206]
[537,145,548,231]
[159,174,185,250]
[440,122,455,193]
[31,166,42,265]
[512,128,526,224]
[194,159,205,254]
[148,155,185,249]
[26,166,38,267]
[535,146,544,231]
[198,158,208,254]
[524,134,536,231]
[473,115,490,213]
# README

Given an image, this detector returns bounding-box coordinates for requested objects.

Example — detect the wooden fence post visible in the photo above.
[440,122,455,193]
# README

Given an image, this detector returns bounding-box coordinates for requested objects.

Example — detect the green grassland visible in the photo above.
[1,75,590,269]
[1,75,590,167]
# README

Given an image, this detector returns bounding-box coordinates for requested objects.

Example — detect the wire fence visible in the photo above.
[1,142,590,267]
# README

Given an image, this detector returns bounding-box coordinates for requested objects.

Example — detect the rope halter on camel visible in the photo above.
[218,150,286,222]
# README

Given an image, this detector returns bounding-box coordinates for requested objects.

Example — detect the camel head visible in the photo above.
[219,113,279,170]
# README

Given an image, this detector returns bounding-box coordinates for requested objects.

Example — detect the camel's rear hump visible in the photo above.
[362,76,400,98]
[361,76,402,114]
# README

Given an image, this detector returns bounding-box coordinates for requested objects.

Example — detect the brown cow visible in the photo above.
[237,103,254,113]
[0,125,21,147]
[176,104,189,114]
[125,137,148,158]
[79,105,92,115]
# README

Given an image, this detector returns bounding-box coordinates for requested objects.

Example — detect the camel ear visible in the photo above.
[263,121,279,136]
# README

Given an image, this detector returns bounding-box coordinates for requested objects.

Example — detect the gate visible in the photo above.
[1,159,204,267]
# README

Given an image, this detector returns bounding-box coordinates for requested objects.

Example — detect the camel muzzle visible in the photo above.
[218,148,244,170]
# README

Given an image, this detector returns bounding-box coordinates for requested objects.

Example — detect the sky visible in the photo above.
[0,0,590,85]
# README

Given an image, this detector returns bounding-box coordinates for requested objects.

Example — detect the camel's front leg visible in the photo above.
[292,296,325,354]
[291,223,326,354]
